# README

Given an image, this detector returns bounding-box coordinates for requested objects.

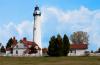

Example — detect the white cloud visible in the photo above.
[41,6,100,50]
[0,21,33,46]
[17,21,33,37]
[0,6,100,50]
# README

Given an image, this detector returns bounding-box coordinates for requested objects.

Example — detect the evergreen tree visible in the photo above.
[56,34,63,56]
[6,38,13,48]
[98,48,100,53]
[48,36,57,56]
[0,43,1,46]
[48,34,70,56]
[63,34,70,56]
[0,46,6,53]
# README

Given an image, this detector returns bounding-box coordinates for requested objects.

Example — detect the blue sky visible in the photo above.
[0,0,100,51]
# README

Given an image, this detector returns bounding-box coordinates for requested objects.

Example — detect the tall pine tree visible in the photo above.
[0,46,6,53]
[56,34,63,56]
[63,34,70,56]
[6,38,13,49]
[48,36,57,56]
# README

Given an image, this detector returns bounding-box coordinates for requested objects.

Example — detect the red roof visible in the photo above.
[70,44,88,50]
[6,37,40,51]
[21,38,38,48]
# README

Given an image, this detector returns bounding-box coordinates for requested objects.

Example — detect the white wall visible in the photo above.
[69,49,87,56]
[13,49,26,56]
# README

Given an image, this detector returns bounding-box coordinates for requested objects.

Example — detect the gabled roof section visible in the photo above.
[6,37,40,51]
[70,43,88,50]
[21,37,38,48]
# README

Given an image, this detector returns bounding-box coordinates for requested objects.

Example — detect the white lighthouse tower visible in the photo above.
[33,5,42,56]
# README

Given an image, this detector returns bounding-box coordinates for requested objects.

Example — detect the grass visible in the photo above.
[0,56,100,65]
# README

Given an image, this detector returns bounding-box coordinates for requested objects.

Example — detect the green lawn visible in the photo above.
[0,56,100,65]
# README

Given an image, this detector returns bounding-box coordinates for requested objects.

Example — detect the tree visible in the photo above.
[98,48,100,53]
[0,43,2,46]
[6,38,14,54]
[48,34,70,56]
[63,34,70,56]
[70,31,89,44]
[48,36,57,56]
[56,34,63,56]
[0,46,6,53]
[6,38,13,48]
